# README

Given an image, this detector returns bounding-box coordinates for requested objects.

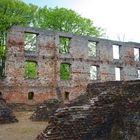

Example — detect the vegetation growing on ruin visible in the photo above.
[0,0,104,78]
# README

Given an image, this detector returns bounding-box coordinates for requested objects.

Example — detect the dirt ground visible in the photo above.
[0,112,47,140]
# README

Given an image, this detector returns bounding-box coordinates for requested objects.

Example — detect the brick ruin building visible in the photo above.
[0,26,140,104]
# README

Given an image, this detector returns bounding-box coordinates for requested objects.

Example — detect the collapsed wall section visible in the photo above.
[36,80,140,140]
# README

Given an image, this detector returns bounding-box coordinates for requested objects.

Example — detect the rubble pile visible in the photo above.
[30,99,61,121]
[36,80,140,140]
[0,96,18,124]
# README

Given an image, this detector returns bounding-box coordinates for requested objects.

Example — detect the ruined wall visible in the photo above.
[36,80,140,140]
[0,26,140,103]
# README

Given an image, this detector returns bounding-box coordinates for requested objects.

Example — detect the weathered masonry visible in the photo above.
[0,26,140,103]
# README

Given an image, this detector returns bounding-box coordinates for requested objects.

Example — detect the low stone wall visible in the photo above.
[36,80,140,140]
[30,99,61,121]
[7,103,38,112]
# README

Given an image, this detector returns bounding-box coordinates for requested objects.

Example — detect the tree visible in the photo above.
[0,45,5,77]
[33,6,103,37]
[0,1,104,77]
[0,0,37,32]
[0,0,37,76]
[33,7,104,55]
[32,6,104,79]
[0,0,38,50]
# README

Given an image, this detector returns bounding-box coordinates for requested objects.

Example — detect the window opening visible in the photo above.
[28,92,34,100]
[60,63,70,80]
[59,37,70,54]
[24,33,37,52]
[24,61,37,78]
[134,48,140,61]
[0,92,2,96]
[90,66,98,80]
[138,69,140,79]
[64,92,70,100]
[113,45,120,59]
[88,41,97,57]
[115,67,121,81]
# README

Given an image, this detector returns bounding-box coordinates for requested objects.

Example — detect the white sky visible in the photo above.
[23,0,140,42]
[73,0,140,42]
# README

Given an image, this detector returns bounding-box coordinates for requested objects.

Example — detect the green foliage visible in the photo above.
[0,0,104,79]
[0,46,5,58]
[0,45,5,77]
[34,6,103,37]
[0,32,6,59]
[60,64,70,80]
[0,59,5,77]
[0,0,37,77]
[0,0,37,32]
[25,61,37,78]
[34,7,104,56]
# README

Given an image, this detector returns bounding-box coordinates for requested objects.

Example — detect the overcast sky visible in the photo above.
[23,0,140,42]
